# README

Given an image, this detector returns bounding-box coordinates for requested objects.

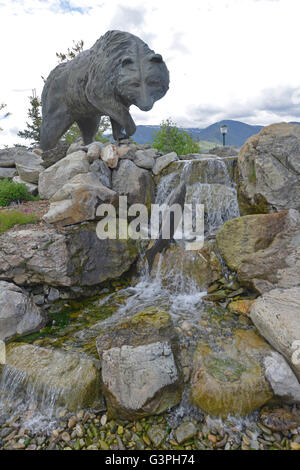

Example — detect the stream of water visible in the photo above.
[0,155,244,433]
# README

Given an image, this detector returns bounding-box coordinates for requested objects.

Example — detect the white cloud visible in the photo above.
[1,0,300,147]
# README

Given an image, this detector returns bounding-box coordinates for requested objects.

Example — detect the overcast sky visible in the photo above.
[1,0,300,147]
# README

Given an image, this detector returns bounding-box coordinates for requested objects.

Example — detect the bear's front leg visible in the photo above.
[110,112,136,142]
[110,118,127,141]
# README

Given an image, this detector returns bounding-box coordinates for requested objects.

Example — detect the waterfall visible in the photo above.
[0,153,241,433]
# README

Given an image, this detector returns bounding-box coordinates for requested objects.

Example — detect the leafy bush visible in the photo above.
[0,210,38,234]
[152,118,200,155]
[0,179,38,207]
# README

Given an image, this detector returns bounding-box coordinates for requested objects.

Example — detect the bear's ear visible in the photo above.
[150,54,163,63]
[122,57,134,67]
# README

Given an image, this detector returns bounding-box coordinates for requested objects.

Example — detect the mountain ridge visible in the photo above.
[132,120,300,147]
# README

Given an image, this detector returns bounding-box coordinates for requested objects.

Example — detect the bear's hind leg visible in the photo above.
[40,109,73,151]
[77,115,101,145]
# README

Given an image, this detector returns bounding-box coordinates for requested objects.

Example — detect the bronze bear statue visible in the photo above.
[40,30,170,150]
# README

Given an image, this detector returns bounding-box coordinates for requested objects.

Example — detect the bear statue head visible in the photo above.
[115,53,169,112]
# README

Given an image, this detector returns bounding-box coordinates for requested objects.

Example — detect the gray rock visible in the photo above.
[42,140,69,168]
[152,152,178,175]
[0,168,17,179]
[251,287,300,381]
[48,287,60,302]
[96,308,183,420]
[174,422,197,444]
[86,142,103,162]
[264,351,300,403]
[147,425,167,447]
[40,30,169,149]
[38,150,90,199]
[0,224,138,287]
[102,342,178,411]
[33,294,45,306]
[15,151,44,184]
[90,159,112,188]
[43,172,117,226]
[112,159,155,207]
[0,148,18,167]
[12,176,38,195]
[66,139,84,156]
[217,209,300,294]
[238,123,300,214]
[0,281,45,341]
[134,150,155,169]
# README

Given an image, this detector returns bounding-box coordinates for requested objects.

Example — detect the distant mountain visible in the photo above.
[133,120,300,147]
[133,120,264,147]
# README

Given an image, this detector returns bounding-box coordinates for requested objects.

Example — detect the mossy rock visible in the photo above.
[190,330,274,417]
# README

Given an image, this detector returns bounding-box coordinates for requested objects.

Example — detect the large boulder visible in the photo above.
[1,343,102,411]
[250,287,300,381]
[112,159,155,209]
[216,209,300,293]
[190,329,274,417]
[96,307,183,420]
[15,151,44,184]
[0,281,46,341]
[38,150,90,199]
[0,224,138,287]
[43,173,118,226]
[238,123,300,214]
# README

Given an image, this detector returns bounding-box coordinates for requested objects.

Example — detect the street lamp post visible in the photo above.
[220,124,228,146]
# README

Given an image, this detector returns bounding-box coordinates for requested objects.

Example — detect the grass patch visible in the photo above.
[0,210,38,234]
[0,179,39,207]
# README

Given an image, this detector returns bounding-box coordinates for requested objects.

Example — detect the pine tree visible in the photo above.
[17,90,42,145]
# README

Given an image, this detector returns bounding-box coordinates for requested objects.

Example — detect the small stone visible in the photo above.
[99,439,109,450]
[208,434,217,444]
[61,432,71,443]
[68,415,77,429]
[101,144,118,169]
[75,423,84,438]
[87,142,102,162]
[147,425,167,447]
[48,288,60,302]
[117,425,124,435]
[100,414,107,426]
[260,407,300,432]
[174,422,197,444]
[13,442,25,450]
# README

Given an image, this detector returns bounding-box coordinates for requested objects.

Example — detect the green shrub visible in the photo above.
[0,210,38,234]
[152,118,200,155]
[0,179,38,207]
